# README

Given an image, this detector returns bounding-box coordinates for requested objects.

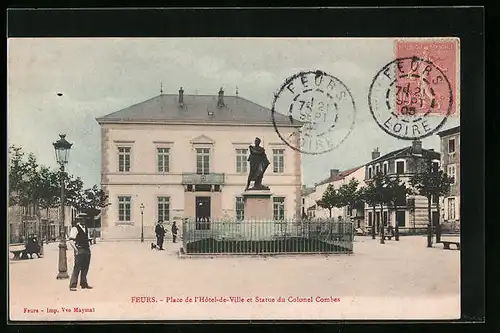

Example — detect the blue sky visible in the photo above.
[7,38,459,187]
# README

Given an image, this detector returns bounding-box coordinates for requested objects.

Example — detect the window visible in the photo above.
[235,197,244,221]
[383,211,388,226]
[196,148,210,174]
[118,196,131,222]
[273,149,285,173]
[157,148,170,172]
[448,138,456,154]
[368,212,373,226]
[347,206,353,216]
[396,161,405,174]
[447,197,456,220]
[118,147,131,172]
[157,197,170,222]
[447,164,456,184]
[432,194,439,204]
[375,164,381,175]
[368,166,372,179]
[383,163,388,175]
[235,149,248,173]
[273,197,285,221]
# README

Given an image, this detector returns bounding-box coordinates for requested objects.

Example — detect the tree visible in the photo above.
[8,145,86,241]
[8,145,27,205]
[383,174,413,241]
[9,149,62,245]
[337,179,363,219]
[361,183,378,239]
[71,185,110,230]
[410,160,453,247]
[316,184,342,218]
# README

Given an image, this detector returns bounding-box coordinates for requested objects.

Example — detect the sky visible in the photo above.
[7,38,459,188]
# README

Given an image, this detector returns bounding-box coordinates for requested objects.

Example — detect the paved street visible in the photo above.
[9,235,460,321]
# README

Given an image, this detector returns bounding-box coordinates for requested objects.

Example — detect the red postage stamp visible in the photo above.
[394,38,459,117]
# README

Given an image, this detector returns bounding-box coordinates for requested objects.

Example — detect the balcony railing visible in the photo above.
[181,173,225,185]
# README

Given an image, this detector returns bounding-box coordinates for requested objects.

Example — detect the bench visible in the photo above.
[10,244,43,260]
[10,249,25,260]
[441,241,460,250]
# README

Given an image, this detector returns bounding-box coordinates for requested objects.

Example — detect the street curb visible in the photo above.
[177,248,354,259]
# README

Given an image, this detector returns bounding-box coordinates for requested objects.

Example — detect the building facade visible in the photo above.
[437,126,460,226]
[96,89,303,240]
[8,205,77,243]
[364,141,441,232]
[303,166,365,223]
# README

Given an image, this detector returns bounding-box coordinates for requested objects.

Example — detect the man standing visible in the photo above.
[68,215,92,291]
[171,221,179,243]
[155,220,166,250]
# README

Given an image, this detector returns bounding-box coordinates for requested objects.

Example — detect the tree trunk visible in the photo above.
[394,203,400,241]
[380,203,385,244]
[329,208,332,218]
[427,195,432,248]
[436,198,441,243]
[371,204,376,239]
[35,205,44,257]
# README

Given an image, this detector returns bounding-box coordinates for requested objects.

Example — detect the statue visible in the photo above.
[245,137,270,190]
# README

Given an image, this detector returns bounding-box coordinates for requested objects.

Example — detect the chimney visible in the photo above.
[412,140,422,154]
[371,147,380,160]
[330,169,340,178]
[217,87,224,108]
[178,87,184,105]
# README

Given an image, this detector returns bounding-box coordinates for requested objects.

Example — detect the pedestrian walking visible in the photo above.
[155,220,166,250]
[171,221,178,243]
[68,215,93,291]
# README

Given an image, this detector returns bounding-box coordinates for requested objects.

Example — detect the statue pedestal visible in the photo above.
[242,190,273,220]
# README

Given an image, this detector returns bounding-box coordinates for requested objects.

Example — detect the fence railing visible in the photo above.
[181,218,354,255]
[363,225,460,236]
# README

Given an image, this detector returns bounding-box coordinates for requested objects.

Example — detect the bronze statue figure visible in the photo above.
[245,137,270,190]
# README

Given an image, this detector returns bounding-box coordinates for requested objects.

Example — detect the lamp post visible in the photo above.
[53,134,72,280]
[140,203,145,243]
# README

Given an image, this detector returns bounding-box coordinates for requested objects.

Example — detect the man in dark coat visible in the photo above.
[68,216,92,291]
[155,220,166,250]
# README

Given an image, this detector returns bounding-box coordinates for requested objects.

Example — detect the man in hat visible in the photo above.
[68,214,92,291]
[154,220,166,250]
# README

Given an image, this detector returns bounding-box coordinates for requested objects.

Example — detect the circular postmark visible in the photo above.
[271,70,356,155]
[368,56,453,140]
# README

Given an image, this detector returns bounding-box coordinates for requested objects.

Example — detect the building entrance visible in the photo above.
[195,196,211,230]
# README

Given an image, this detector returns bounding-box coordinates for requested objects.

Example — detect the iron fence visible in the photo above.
[181,218,354,255]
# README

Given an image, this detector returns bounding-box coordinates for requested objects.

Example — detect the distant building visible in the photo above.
[96,88,303,240]
[8,205,77,243]
[300,185,315,218]
[437,126,460,226]
[364,140,441,232]
[303,166,365,223]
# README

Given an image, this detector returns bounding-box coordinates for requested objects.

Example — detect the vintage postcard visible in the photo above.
[8,37,461,321]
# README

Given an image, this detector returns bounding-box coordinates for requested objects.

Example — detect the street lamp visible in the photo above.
[140,203,145,243]
[53,134,73,280]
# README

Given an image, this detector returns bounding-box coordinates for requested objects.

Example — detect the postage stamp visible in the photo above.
[272,70,356,155]
[368,38,459,140]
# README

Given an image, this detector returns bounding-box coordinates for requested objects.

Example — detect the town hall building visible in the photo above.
[96,88,303,240]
